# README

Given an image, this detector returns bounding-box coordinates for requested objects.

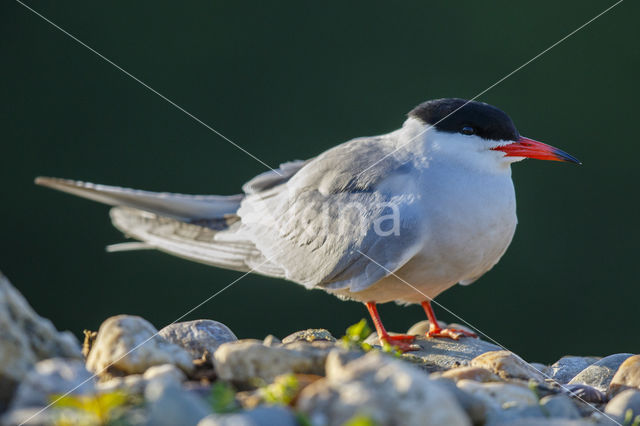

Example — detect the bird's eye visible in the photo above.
[461,126,475,135]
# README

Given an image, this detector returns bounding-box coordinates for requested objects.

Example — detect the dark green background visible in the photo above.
[2,1,638,364]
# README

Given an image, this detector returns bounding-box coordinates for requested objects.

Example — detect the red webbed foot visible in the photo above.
[379,336,421,352]
[426,327,478,340]
[365,302,420,352]
[421,300,478,340]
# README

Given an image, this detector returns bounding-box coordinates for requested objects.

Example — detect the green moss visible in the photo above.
[209,381,238,414]
[261,374,300,406]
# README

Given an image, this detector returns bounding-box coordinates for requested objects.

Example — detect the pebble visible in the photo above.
[145,375,212,426]
[213,339,327,386]
[159,320,237,361]
[297,351,470,426]
[550,356,600,384]
[436,366,501,383]
[282,329,335,344]
[539,394,581,419]
[198,406,298,426]
[485,405,546,426]
[471,350,546,382]
[86,315,194,376]
[431,377,488,424]
[7,358,94,409]
[604,389,640,420]
[456,379,538,410]
[608,354,640,396]
[144,363,187,383]
[568,353,634,392]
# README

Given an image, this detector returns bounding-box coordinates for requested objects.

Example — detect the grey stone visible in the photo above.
[569,353,634,392]
[213,340,328,386]
[605,389,640,420]
[435,366,501,383]
[540,394,581,419]
[296,351,470,426]
[281,329,335,344]
[364,334,502,372]
[159,320,237,361]
[143,364,186,384]
[86,315,194,376]
[97,374,146,394]
[485,405,545,426]
[198,406,298,426]
[431,377,488,424]
[406,320,448,336]
[550,356,600,384]
[471,351,547,382]
[145,377,212,426]
[8,358,94,409]
[0,273,81,410]
[2,407,92,426]
[456,379,538,410]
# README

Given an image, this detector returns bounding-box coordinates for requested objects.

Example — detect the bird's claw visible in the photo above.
[379,335,420,352]
[426,328,478,340]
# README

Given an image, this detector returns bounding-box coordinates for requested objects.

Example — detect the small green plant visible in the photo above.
[341,319,373,351]
[295,411,313,426]
[209,381,238,414]
[341,320,406,357]
[380,341,403,358]
[624,408,640,426]
[261,374,300,405]
[344,413,378,426]
[50,391,129,426]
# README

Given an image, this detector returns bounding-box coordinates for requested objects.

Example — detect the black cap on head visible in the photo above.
[409,98,519,141]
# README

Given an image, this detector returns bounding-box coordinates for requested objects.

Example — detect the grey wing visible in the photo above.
[237,135,424,291]
[242,160,309,194]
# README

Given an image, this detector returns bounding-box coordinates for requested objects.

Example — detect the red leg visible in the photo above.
[365,302,418,352]
[421,301,477,340]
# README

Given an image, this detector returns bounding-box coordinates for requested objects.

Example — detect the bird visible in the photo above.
[36,98,580,351]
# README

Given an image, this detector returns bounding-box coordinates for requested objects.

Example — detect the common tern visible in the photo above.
[36,98,580,351]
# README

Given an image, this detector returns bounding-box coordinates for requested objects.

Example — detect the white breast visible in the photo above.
[344,157,518,305]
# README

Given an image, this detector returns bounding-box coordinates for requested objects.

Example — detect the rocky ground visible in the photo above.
[1,271,639,426]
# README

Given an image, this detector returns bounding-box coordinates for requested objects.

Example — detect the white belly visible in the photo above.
[334,166,517,304]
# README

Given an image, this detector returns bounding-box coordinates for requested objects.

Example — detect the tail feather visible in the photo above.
[35,177,243,221]
[36,176,286,277]
[109,207,284,277]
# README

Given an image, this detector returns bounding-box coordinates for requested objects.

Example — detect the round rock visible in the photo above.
[549,356,600,385]
[539,394,581,419]
[605,389,640,420]
[281,329,335,344]
[159,320,237,360]
[471,351,546,382]
[609,354,640,396]
[86,315,194,376]
[568,353,633,392]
